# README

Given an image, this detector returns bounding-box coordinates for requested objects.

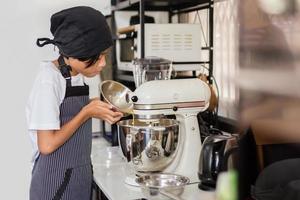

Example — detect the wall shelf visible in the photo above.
[103,0,215,146]
[110,0,214,83]
[112,0,211,11]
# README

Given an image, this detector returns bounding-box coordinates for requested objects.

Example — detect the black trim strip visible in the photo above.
[58,56,72,87]
[53,168,73,200]
[65,85,89,98]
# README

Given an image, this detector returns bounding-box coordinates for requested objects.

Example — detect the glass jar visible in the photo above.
[132,57,173,87]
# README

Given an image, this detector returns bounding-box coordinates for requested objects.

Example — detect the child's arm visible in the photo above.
[37,99,123,155]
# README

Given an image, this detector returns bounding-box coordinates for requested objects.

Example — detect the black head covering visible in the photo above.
[37,6,112,58]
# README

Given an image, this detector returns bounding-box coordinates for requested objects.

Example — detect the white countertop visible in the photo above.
[91,137,216,200]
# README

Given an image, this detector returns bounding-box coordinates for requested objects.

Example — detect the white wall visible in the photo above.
[0,1,110,199]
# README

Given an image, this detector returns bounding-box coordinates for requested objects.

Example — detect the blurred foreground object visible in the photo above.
[216,170,238,200]
[239,0,300,149]
[238,0,300,199]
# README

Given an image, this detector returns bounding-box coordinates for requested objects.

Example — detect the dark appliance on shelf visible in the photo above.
[130,14,155,25]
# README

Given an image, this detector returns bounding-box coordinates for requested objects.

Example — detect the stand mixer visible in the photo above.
[129,79,210,180]
[101,78,211,183]
[100,57,211,186]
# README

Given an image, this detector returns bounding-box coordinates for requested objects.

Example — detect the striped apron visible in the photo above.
[30,58,93,200]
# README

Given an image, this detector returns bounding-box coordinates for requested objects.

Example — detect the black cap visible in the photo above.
[37,6,112,58]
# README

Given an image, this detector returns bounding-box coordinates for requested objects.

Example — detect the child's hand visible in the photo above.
[83,99,123,124]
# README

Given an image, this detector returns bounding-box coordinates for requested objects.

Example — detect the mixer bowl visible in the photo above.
[100,80,133,113]
[117,119,179,172]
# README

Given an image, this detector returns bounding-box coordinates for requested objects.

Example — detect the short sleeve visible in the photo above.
[28,81,61,130]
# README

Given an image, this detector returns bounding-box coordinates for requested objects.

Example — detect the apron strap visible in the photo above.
[58,55,72,87]
[53,168,73,200]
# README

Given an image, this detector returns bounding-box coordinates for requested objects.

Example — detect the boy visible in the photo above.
[26,6,123,200]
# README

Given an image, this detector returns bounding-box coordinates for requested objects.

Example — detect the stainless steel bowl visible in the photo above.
[117,119,179,172]
[135,173,190,200]
[100,80,133,113]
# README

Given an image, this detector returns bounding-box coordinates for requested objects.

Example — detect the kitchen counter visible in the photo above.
[91,137,215,200]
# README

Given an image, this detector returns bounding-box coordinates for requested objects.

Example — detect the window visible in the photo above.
[184,0,239,119]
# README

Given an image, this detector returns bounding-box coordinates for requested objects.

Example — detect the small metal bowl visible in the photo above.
[135,173,190,199]
[100,80,133,113]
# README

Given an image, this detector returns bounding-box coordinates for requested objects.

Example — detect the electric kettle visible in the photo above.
[198,134,238,190]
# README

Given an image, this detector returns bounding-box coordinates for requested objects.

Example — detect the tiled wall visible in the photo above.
[214,0,239,119]
[186,0,239,119]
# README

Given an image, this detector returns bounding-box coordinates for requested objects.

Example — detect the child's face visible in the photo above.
[68,54,106,77]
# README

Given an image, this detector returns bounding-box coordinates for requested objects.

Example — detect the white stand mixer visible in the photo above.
[128,78,211,182]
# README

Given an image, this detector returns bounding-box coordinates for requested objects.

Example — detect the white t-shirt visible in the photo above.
[26,61,85,163]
